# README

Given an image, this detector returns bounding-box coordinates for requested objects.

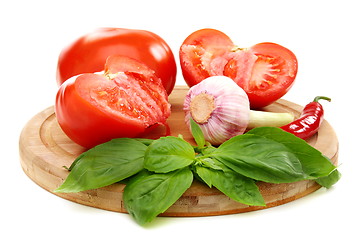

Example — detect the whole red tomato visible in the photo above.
[57,28,177,95]
[55,55,171,149]
[179,28,298,109]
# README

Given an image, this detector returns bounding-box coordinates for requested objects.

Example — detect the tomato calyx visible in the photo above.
[230,46,248,52]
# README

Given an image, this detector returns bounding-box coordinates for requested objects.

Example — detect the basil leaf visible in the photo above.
[190,118,205,148]
[123,168,193,225]
[55,138,147,193]
[316,169,341,188]
[195,165,265,206]
[210,134,308,183]
[133,138,154,146]
[247,127,337,178]
[144,136,195,173]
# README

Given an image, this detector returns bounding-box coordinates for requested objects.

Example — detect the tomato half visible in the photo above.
[55,55,171,148]
[179,28,298,109]
[57,28,177,95]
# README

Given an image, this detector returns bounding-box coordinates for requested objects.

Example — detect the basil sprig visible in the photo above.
[55,124,340,225]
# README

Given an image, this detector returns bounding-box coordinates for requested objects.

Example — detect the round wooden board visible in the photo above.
[19,86,339,217]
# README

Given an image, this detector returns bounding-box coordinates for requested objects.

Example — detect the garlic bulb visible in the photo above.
[184,76,250,145]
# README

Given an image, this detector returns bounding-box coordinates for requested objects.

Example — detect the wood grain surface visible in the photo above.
[19,86,339,217]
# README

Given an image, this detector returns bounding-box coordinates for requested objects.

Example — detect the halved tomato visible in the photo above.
[55,55,171,148]
[179,29,298,109]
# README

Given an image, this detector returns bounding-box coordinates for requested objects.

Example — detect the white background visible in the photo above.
[1,0,359,239]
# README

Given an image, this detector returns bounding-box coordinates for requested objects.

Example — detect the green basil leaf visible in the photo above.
[144,136,195,173]
[247,127,337,178]
[210,134,308,183]
[132,138,154,146]
[190,118,205,148]
[316,169,341,188]
[55,138,147,193]
[195,165,265,206]
[123,168,193,225]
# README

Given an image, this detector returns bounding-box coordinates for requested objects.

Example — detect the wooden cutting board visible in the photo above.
[19,86,339,217]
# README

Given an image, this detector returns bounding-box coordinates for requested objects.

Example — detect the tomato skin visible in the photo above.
[55,76,145,148]
[56,28,177,94]
[55,56,170,149]
[180,28,233,49]
[179,29,298,109]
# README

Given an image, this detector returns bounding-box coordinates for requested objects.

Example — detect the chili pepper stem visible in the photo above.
[313,96,331,102]
[248,110,295,129]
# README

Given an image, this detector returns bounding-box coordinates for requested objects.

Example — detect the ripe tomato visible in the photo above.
[179,28,298,109]
[57,28,177,95]
[55,55,171,149]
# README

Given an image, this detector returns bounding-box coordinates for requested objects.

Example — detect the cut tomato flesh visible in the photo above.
[84,73,169,126]
[180,45,211,82]
[217,50,291,95]
[249,55,281,90]
[184,46,294,98]
[76,57,170,127]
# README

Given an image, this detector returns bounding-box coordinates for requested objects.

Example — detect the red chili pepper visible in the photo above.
[281,96,331,139]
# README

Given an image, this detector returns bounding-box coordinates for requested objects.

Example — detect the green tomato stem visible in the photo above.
[247,110,294,129]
